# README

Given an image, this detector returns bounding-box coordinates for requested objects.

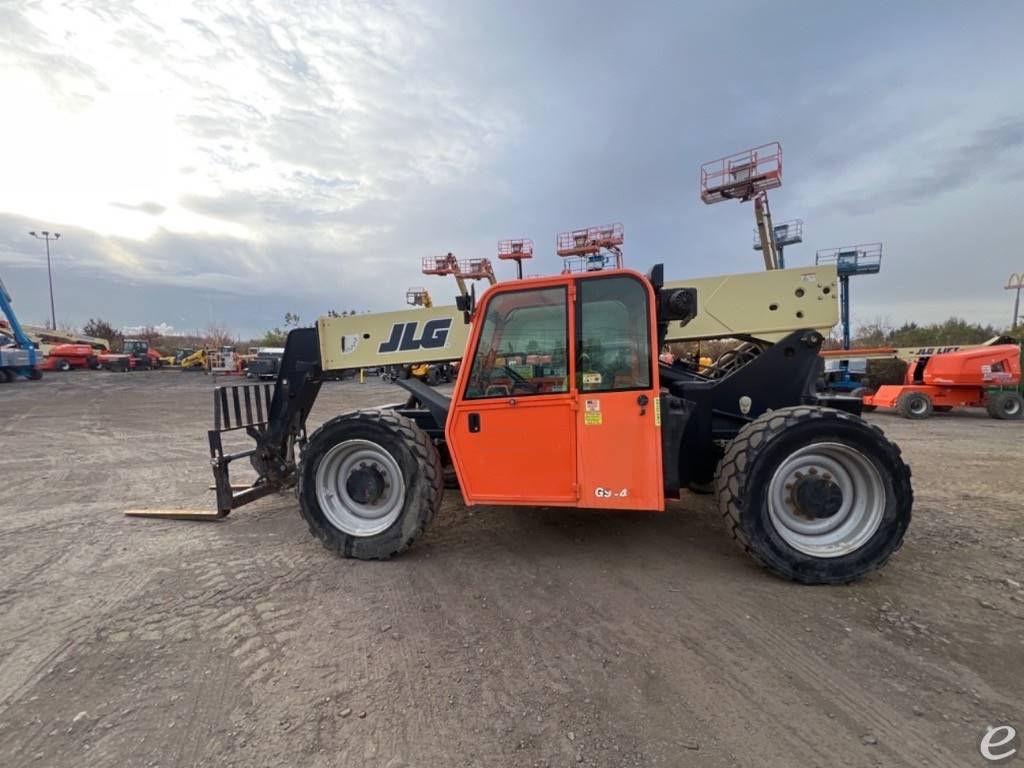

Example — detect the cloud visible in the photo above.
[1,1,1023,336]
[110,201,167,216]
[811,115,1024,217]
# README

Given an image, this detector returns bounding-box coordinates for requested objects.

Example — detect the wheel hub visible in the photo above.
[791,474,844,520]
[767,442,885,558]
[345,464,387,505]
[314,439,406,537]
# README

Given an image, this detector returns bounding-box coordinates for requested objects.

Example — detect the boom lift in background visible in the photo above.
[753,219,803,267]
[815,245,883,351]
[700,142,789,270]
[556,224,624,272]
[0,275,41,382]
[497,239,534,279]
[406,288,433,308]
[421,253,496,300]
[821,341,1023,420]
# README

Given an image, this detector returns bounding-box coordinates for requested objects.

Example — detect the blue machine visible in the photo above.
[0,275,41,381]
[815,244,882,350]
[822,356,868,393]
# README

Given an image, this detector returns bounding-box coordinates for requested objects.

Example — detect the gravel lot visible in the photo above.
[0,370,1021,767]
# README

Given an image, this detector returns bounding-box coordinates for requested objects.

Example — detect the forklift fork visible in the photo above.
[126,328,322,521]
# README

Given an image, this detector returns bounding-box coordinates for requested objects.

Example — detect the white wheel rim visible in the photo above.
[1005,398,1021,416]
[910,397,927,415]
[767,442,885,558]
[315,439,406,537]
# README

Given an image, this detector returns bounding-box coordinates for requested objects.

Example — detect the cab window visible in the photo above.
[465,287,569,399]
[577,275,651,391]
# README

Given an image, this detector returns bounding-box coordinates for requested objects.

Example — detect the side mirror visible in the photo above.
[455,285,476,324]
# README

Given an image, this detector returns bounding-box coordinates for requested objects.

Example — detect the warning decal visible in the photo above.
[584,411,602,426]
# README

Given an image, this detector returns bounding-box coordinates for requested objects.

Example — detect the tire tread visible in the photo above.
[714,405,913,585]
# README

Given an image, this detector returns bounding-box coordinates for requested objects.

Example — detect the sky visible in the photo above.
[1,0,1023,338]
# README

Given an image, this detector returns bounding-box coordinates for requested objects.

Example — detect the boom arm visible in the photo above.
[0,276,38,366]
[316,264,840,373]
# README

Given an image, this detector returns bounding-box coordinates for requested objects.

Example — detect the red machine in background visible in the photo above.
[37,344,101,371]
[863,344,1023,420]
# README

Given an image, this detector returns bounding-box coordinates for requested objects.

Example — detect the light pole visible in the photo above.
[1006,272,1024,330]
[29,230,60,329]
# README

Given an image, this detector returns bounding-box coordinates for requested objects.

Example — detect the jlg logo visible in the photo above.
[378,319,453,354]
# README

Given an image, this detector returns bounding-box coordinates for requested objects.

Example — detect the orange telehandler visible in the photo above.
[137,260,917,586]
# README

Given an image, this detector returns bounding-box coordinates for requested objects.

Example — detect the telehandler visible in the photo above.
[158,256,914,585]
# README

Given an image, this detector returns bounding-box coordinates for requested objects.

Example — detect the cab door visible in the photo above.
[574,274,664,511]
[447,283,578,505]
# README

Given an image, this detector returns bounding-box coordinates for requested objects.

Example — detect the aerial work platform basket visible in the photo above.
[700,142,782,204]
[406,287,431,307]
[556,223,624,256]
[556,223,624,272]
[497,238,534,260]
[815,244,882,276]
[498,238,533,279]
[421,253,496,295]
[753,219,803,250]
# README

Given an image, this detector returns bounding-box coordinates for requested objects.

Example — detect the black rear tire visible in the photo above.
[897,391,932,420]
[0,369,12,383]
[715,406,912,585]
[426,366,440,386]
[57,358,71,372]
[298,410,443,559]
[987,391,1024,420]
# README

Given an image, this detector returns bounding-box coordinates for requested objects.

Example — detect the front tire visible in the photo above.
[297,410,443,559]
[897,391,932,419]
[987,391,1024,420]
[715,406,912,585]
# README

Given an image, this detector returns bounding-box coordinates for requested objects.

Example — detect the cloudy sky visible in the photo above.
[1,0,1023,337]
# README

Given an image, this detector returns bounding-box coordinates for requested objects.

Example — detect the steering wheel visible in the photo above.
[503,365,539,393]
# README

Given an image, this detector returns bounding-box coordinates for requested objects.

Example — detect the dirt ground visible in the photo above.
[0,370,1021,768]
